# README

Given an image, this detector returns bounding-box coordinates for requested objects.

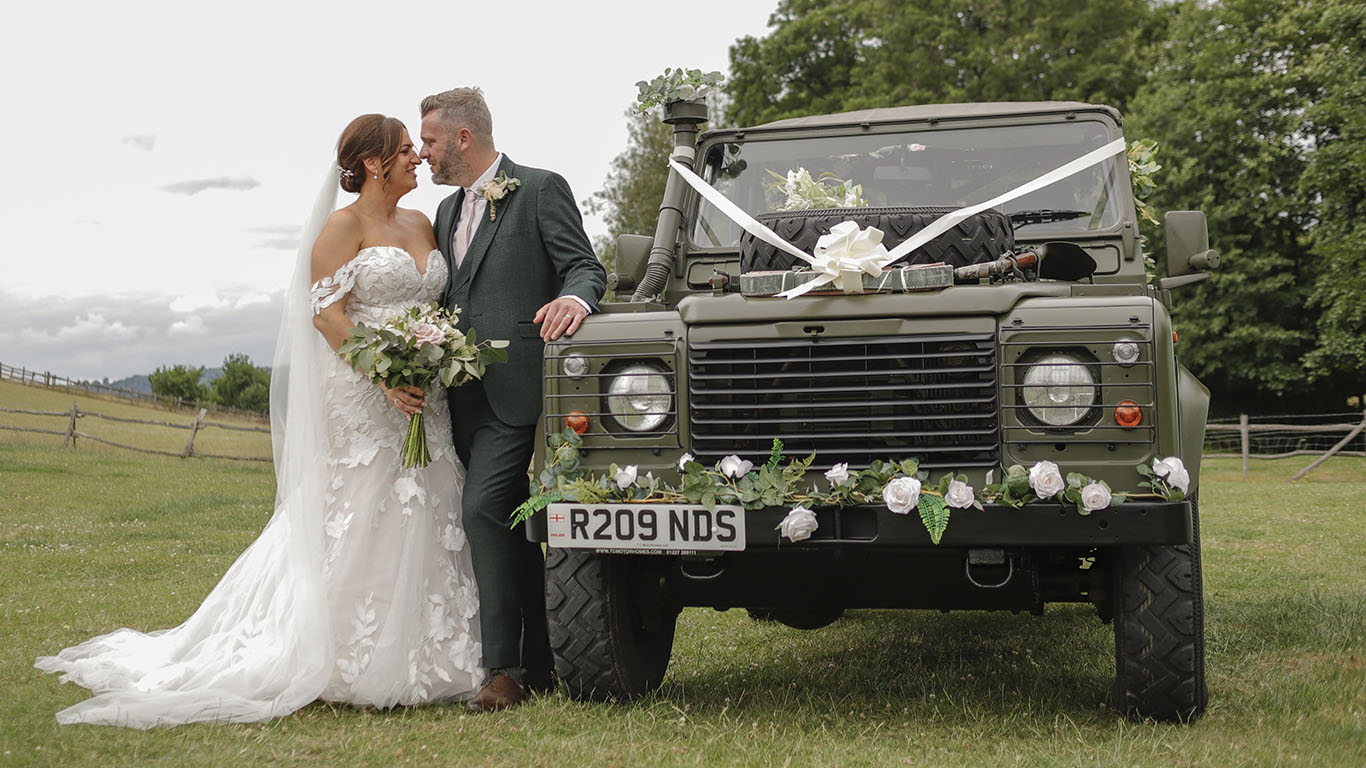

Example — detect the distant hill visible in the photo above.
[110,367,225,395]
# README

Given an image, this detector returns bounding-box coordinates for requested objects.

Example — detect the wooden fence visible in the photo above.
[0,403,271,462]
[0,361,267,422]
[1204,411,1366,479]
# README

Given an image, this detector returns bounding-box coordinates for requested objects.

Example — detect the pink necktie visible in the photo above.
[453,192,477,268]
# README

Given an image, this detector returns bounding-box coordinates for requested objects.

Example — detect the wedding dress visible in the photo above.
[35,168,482,728]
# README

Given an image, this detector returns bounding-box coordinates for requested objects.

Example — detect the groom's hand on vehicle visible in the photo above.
[533,297,588,342]
[384,385,425,417]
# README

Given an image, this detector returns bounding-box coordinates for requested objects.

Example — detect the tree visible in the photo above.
[583,107,675,274]
[727,0,1157,127]
[209,353,271,413]
[148,364,208,402]
[1301,0,1366,383]
[1126,0,1338,412]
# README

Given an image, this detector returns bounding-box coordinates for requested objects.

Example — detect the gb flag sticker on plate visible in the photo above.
[546,503,746,553]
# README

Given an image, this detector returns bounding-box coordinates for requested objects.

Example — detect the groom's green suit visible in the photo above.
[437,155,605,676]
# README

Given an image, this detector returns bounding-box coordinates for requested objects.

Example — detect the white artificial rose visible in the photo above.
[1080,482,1112,512]
[677,452,695,471]
[1152,456,1191,494]
[944,480,975,509]
[720,455,754,478]
[614,464,638,490]
[882,476,922,515]
[776,505,819,542]
[825,462,850,487]
[1028,460,1065,499]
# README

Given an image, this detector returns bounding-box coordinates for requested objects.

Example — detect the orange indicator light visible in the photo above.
[1114,400,1143,429]
[565,410,590,434]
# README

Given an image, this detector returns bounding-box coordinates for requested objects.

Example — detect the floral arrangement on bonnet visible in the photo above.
[510,432,1192,544]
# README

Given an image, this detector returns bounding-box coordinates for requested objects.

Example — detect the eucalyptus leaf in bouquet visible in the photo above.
[338,303,508,468]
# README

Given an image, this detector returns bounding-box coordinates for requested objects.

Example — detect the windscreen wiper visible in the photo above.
[1008,209,1089,227]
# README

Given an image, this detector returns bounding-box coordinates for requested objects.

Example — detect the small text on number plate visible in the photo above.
[546,503,746,552]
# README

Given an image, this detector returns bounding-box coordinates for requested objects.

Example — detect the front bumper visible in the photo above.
[530,499,1193,549]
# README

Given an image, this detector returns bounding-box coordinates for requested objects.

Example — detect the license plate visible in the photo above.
[546,503,746,553]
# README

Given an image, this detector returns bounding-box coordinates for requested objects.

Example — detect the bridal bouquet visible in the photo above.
[338,303,508,468]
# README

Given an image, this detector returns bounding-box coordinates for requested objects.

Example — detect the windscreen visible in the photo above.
[690,120,1123,248]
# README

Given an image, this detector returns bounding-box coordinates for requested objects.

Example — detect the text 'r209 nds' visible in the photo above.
[545,503,746,552]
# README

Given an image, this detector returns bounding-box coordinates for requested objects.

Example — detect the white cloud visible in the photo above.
[234,292,272,309]
[169,315,208,336]
[170,288,228,313]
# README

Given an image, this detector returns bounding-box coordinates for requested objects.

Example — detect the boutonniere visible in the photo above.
[474,171,521,221]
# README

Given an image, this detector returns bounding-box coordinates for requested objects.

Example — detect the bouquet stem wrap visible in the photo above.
[403,413,432,468]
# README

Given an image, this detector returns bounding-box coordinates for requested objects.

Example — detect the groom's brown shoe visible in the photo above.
[467,672,525,712]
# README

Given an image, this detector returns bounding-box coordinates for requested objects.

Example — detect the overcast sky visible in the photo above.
[0,0,778,381]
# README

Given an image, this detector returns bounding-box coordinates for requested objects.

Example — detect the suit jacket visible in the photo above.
[437,155,606,427]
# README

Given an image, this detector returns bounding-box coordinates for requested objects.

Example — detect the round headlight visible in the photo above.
[606,363,672,432]
[1021,353,1097,426]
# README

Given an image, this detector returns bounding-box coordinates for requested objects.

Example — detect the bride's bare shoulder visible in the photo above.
[311,208,364,280]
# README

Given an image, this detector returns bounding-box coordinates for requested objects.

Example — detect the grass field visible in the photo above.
[0,380,270,460]
[0,405,1362,765]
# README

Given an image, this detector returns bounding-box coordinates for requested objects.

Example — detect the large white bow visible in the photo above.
[776,222,899,298]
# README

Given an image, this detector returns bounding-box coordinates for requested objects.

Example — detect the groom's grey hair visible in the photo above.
[421,87,495,146]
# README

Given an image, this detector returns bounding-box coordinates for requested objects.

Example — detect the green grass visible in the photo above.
[0,379,270,459]
[2,443,1363,766]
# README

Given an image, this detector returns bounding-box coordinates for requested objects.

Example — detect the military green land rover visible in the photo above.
[528,101,1216,722]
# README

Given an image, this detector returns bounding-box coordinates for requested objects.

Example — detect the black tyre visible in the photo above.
[545,548,679,701]
[745,607,845,630]
[1112,498,1208,722]
[739,206,1014,273]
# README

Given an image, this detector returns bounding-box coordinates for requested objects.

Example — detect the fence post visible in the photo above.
[1239,413,1250,477]
[182,408,207,457]
[63,402,79,448]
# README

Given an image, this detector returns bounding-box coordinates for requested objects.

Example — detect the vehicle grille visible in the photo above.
[687,332,999,469]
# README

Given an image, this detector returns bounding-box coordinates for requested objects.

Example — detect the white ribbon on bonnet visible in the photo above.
[666,137,1127,299]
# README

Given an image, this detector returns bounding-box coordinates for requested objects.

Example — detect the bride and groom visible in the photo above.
[34,87,607,727]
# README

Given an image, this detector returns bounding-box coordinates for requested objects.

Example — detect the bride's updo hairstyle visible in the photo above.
[336,114,407,194]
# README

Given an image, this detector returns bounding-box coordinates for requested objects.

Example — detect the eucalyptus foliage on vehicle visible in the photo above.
[633,67,725,113]
[338,303,508,468]
[510,431,1192,545]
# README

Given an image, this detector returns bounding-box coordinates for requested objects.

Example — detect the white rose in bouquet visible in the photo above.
[825,462,850,487]
[882,476,922,515]
[614,464,638,490]
[720,455,754,478]
[944,479,975,509]
[1028,460,1065,499]
[777,505,819,542]
[1080,482,1112,513]
[1152,456,1190,494]
[677,452,694,471]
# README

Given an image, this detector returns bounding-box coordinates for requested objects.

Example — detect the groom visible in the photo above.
[417,87,606,712]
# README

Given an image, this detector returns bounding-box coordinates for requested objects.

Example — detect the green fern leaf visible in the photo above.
[508,491,562,529]
[917,493,951,545]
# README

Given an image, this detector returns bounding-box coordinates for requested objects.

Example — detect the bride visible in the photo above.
[34,114,483,727]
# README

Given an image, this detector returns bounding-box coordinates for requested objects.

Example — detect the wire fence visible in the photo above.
[0,403,271,461]
[0,361,267,422]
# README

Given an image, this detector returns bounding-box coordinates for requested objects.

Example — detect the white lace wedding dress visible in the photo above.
[35,245,483,727]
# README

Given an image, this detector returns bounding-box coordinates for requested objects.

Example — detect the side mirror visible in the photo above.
[606,234,653,294]
[1159,211,1220,290]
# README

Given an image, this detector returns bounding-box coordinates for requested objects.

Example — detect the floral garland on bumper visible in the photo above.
[509,432,1191,545]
